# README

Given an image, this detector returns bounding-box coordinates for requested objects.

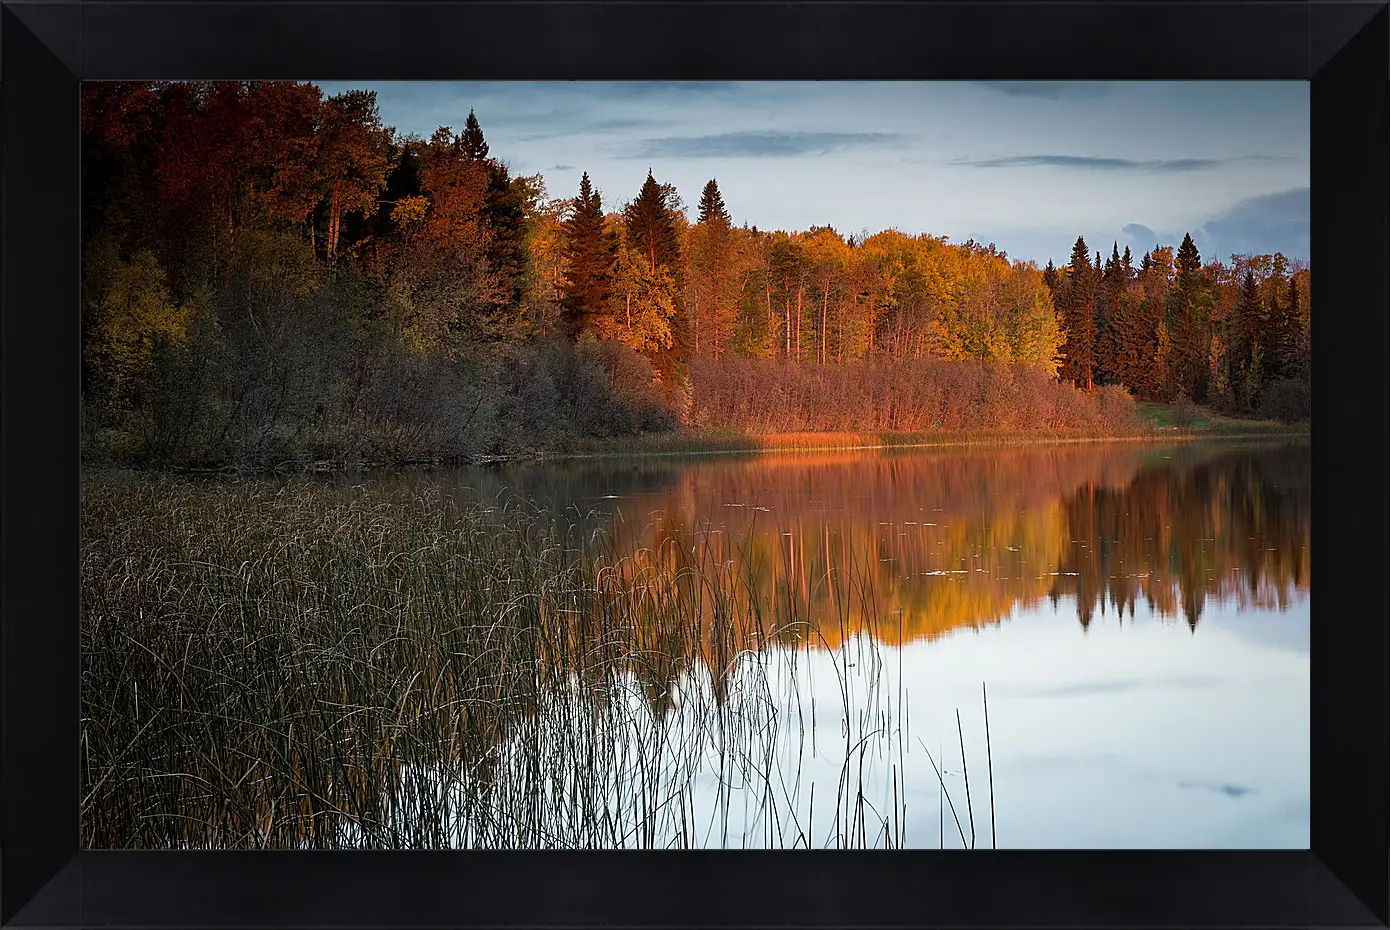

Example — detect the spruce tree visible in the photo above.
[1176,232,1201,283]
[690,179,737,357]
[624,170,681,272]
[460,109,489,160]
[1059,236,1097,390]
[1277,273,1306,380]
[455,111,526,315]
[1169,232,1208,401]
[1094,242,1125,384]
[483,161,530,314]
[1234,270,1264,397]
[560,172,617,337]
[623,170,686,403]
[697,178,731,227]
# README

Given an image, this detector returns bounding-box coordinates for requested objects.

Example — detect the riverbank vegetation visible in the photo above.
[82,473,931,849]
[81,82,1310,470]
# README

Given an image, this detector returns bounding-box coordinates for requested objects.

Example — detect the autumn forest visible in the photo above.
[82,81,1311,467]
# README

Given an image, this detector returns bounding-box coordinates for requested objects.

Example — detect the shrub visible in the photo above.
[1256,378,1311,423]
[687,357,1143,435]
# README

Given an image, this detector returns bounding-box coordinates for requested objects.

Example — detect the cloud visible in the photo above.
[549,164,577,172]
[1020,674,1219,699]
[1119,187,1310,262]
[1179,781,1257,799]
[959,154,1284,173]
[624,130,904,159]
[1195,187,1310,260]
[582,81,742,99]
[973,82,1112,100]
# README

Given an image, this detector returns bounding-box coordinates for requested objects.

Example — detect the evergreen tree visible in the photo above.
[1094,242,1126,384]
[1276,273,1307,380]
[689,179,739,357]
[1176,232,1201,285]
[452,111,526,317]
[624,169,682,272]
[1169,232,1209,401]
[624,170,688,404]
[482,162,530,316]
[697,178,731,227]
[460,109,489,160]
[1059,236,1096,390]
[1108,289,1153,394]
[1233,270,1264,402]
[559,172,617,337]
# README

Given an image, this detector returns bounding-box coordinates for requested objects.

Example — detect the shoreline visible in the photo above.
[82,425,1310,477]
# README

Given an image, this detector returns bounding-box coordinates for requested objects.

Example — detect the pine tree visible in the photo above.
[697,178,731,227]
[689,179,739,357]
[1233,270,1264,403]
[1169,232,1209,401]
[1094,241,1124,383]
[460,109,489,160]
[623,170,687,403]
[1108,289,1152,394]
[559,172,617,337]
[482,161,530,316]
[1276,273,1307,380]
[624,170,681,272]
[1176,232,1201,283]
[1059,236,1096,390]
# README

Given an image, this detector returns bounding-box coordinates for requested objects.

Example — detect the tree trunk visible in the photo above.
[764,281,772,354]
[821,289,829,365]
[796,283,804,361]
[328,184,341,260]
[784,297,791,359]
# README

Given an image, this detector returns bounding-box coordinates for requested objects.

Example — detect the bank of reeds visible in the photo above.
[82,474,977,849]
[686,357,1143,435]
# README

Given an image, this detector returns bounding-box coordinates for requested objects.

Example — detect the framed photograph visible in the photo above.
[3,1,1385,927]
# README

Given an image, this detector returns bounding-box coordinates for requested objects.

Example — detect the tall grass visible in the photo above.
[82,473,988,849]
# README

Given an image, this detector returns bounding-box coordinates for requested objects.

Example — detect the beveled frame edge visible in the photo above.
[1,1,1385,927]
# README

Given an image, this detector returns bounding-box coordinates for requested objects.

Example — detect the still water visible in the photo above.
[390,439,1310,849]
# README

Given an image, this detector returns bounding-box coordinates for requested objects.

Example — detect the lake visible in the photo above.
[365,438,1310,849]
[82,438,1309,850]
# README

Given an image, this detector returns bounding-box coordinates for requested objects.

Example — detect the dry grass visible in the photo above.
[82,473,985,849]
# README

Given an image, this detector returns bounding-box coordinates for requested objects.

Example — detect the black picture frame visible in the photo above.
[3,1,1386,927]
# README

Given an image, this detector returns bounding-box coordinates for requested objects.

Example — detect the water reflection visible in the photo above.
[418,440,1309,648]
[307,439,1310,848]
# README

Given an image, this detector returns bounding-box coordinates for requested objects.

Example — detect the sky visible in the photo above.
[316,81,1310,267]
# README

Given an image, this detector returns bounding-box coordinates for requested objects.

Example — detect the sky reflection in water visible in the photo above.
[395,439,1309,848]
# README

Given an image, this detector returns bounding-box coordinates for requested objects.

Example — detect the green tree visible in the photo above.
[460,109,489,160]
[1168,232,1210,401]
[560,172,618,338]
[1059,237,1097,390]
[624,170,682,272]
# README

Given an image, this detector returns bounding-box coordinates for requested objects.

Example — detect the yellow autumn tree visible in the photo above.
[602,236,677,356]
[84,243,188,416]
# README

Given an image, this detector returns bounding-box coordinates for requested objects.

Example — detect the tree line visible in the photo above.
[80,81,1309,467]
[1044,234,1310,419]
